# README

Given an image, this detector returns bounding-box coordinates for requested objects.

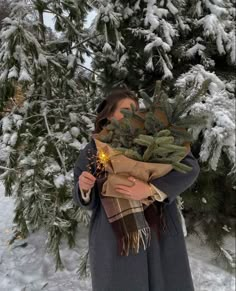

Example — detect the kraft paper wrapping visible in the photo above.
[92,137,190,199]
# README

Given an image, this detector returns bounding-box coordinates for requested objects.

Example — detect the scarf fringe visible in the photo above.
[118,227,151,256]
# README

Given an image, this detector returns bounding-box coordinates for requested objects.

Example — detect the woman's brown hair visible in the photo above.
[93,88,139,134]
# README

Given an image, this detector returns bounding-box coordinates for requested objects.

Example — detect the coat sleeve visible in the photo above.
[149,151,200,205]
[73,143,99,210]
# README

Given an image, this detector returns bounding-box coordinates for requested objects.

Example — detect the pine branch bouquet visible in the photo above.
[92,80,210,201]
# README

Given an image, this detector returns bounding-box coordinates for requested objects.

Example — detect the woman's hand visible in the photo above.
[78,171,96,191]
[115,176,151,201]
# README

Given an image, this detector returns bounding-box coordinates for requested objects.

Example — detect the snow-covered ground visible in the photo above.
[0,182,235,291]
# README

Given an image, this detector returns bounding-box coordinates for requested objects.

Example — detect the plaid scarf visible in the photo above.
[96,172,167,256]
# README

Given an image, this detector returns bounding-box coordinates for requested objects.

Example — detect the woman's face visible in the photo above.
[108,98,138,121]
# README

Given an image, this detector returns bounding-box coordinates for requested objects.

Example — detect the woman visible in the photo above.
[73,88,200,291]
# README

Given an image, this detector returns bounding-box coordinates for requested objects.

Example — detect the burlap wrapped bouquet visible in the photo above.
[92,138,189,200]
[92,107,191,202]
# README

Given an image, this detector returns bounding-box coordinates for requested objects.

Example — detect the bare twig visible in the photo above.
[43,110,66,173]
[0,165,17,172]
[78,63,99,75]
[71,33,101,50]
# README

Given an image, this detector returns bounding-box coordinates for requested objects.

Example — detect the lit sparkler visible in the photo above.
[98,148,110,165]
[86,146,111,178]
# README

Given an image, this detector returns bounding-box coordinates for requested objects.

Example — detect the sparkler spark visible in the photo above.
[93,148,110,177]
[98,149,110,165]
[86,147,110,178]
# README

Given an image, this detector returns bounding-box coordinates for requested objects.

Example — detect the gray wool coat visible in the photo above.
[73,138,200,291]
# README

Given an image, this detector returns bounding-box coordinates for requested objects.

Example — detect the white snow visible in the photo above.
[44,160,61,175]
[9,132,18,147]
[19,157,37,167]
[123,5,133,19]
[166,0,178,15]
[186,43,206,58]
[81,116,94,131]
[61,131,73,143]
[160,56,173,79]
[0,25,17,39]
[161,20,176,46]
[0,182,235,291]
[134,0,141,11]
[144,36,171,54]
[102,42,113,54]
[2,116,13,132]
[175,65,235,171]
[69,113,79,124]
[201,197,207,204]
[69,139,89,151]
[38,53,48,67]
[0,144,10,162]
[8,66,18,79]
[227,29,235,64]
[53,174,65,188]
[144,0,160,31]
[3,133,11,144]
[18,68,32,82]
[70,127,80,138]
[197,14,228,55]
[67,54,76,70]
[205,0,228,17]
[0,69,8,82]
[146,55,154,71]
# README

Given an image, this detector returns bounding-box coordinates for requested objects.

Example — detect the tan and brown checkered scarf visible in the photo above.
[96,172,167,256]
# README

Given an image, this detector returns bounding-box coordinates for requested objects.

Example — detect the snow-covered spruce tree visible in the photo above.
[0,0,100,271]
[0,0,10,30]
[88,0,235,91]
[0,0,11,111]
[87,0,235,267]
[175,65,235,269]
